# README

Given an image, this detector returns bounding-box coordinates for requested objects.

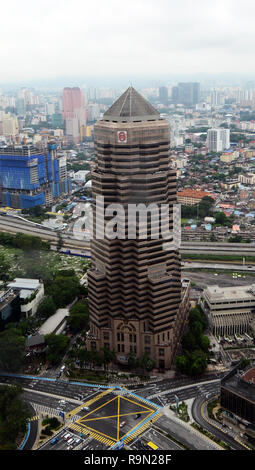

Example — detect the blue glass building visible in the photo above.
[0,143,71,209]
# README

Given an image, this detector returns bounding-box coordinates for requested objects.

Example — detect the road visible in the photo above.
[0,372,227,451]
[2,214,255,257]
[183,262,255,272]
[191,396,247,451]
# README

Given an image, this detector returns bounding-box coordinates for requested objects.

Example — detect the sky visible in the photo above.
[1,0,255,84]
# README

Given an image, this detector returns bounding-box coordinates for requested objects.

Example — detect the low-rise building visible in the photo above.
[7,278,44,318]
[238,173,255,185]
[220,150,239,163]
[201,284,255,336]
[0,287,21,330]
[177,189,214,206]
[38,308,69,336]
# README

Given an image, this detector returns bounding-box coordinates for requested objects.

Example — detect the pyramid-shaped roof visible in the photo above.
[102,86,161,122]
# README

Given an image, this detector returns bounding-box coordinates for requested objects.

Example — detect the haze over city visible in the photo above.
[1,0,255,458]
[1,0,255,86]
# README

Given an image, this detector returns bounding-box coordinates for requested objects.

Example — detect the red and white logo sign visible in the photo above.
[117,131,127,143]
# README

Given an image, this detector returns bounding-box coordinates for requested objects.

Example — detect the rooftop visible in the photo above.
[8,278,41,291]
[222,365,255,404]
[205,284,255,302]
[177,189,215,199]
[102,86,161,123]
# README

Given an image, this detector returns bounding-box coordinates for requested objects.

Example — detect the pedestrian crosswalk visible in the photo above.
[121,413,162,444]
[30,415,40,422]
[31,403,60,417]
[68,421,115,447]
[123,412,162,444]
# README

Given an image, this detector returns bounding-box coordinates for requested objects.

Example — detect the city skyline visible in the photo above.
[2,0,255,83]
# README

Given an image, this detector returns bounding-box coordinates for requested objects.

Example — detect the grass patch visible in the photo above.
[182,253,255,264]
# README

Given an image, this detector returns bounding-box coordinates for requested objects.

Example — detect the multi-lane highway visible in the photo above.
[2,214,255,258]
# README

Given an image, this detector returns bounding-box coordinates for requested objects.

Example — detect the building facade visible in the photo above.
[173,82,200,106]
[207,128,230,152]
[201,284,255,336]
[87,87,190,369]
[221,366,255,436]
[0,142,71,209]
[177,189,213,206]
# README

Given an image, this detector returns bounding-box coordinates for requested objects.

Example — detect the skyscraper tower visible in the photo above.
[62,87,83,120]
[87,87,188,369]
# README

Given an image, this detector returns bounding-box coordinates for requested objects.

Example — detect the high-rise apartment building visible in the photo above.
[0,142,71,209]
[62,87,86,143]
[159,86,168,105]
[172,82,200,106]
[87,87,190,369]
[62,87,83,120]
[207,128,230,152]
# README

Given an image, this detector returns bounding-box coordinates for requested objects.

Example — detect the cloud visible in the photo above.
[1,0,255,81]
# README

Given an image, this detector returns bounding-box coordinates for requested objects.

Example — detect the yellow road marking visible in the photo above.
[117,396,120,441]
[67,388,114,418]
[80,410,150,423]
[76,421,118,442]
[77,395,118,421]
[120,395,156,412]
[121,410,155,440]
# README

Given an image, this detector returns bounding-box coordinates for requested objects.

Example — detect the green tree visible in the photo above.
[0,252,11,281]
[67,300,89,333]
[190,351,208,375]
[0,384,31,449]
[37,296,56,319]
[175,355,190,375]
[0,328,25,372]
[139,353,156,372]
[45,334,69,365]
[182,331,197,352]
[199,335,210,353]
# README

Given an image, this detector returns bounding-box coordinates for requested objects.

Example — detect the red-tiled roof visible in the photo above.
[178,190,215,199]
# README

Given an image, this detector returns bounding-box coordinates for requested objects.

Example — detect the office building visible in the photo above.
[62,87,83,120]
[201,284,255,336]
[87,86,190,369]
[159,86,168,105]
[62,87,86,142]
[172,82,200,106]
[221,365,255,441]
[207,128,230,152]
[0,142,71,209]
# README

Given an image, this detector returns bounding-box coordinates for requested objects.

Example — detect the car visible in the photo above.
[60,365,66,371]
[134,414,141,419]
[119,421,126,428]
[64,433,71,440]
[51,437,59,445]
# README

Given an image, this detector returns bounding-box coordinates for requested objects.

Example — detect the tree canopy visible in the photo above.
[0,328,25,372]
[0,384,31,450]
